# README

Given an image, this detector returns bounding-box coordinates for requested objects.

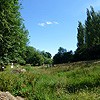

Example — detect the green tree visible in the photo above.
[77,21,85,49]
[25,46,44,66]
[58,47,67,54]
[75,6,100,61]
[45,52,52,58]
[53,47,73,64]
[41,51,52,64]
[32,52,44,66]
[0,0,28,64]
[85,6,100,47]
[25,46,36,64]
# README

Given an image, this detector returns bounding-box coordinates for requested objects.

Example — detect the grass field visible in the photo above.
[0,61,100,100]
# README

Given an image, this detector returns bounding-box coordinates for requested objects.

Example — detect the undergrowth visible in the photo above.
[0,61,100,100]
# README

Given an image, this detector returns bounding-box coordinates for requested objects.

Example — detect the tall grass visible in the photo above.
[0,61,100,99]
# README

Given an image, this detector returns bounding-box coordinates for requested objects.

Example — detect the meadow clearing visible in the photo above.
[0,61,100,100]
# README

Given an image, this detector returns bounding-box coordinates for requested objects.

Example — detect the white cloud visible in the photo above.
[38,21,59,27]
[46,21,53,25]
[53,21,59,24]
[38,23,45,27]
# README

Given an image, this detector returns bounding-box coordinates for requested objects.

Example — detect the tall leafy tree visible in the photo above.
[40,51,52,64]
[85,8,92,48]
[77,21,85,49]
[85,6,100,47]
[90,7,100,45]
[25,46,44,66]
[58,47,67,54]
[0,0,28,64]
[53,47,73,64]
[75,6,100,61]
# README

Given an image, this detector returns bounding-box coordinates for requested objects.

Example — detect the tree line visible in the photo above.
[0,1,100,65]
[0,0,52,66]
[53,6,100,64]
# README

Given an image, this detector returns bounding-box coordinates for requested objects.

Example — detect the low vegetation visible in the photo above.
[0,61,100,100]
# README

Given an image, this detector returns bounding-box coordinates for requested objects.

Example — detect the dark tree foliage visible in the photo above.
[74,6,100,61]
[74,44,100,61]
[45,52,52,58]
[85,6,100,47]
[53,53,62,64]
[58,47,67,54]
[53,7,100,64]
[53,47,73,64]
[77,22,85,49]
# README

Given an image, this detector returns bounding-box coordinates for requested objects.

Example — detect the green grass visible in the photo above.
[0,61,100,100]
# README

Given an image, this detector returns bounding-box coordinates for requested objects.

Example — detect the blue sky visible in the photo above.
[20,0,100,56]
